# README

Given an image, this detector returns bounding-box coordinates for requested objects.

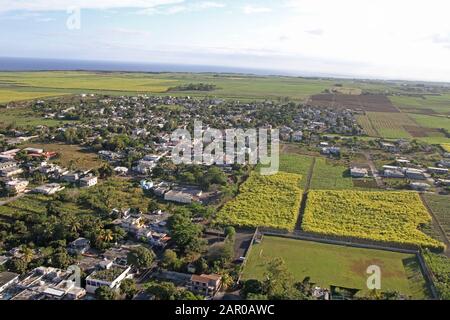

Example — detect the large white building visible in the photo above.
[85,265,131,294]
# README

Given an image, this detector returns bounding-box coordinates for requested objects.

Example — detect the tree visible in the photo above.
[127,246,155,270]
[51,247,73,269]
[6,257,28,274]
[95,286,117,300]
[241,279,263,299]
[263,258,306,300]
[120,279,138,300]
[168,210,206,254]
[146,282,178,300]
[162,249,181,270]
[176,290,203,300]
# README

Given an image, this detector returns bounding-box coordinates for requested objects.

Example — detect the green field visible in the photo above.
[278,153,314,188]
[0,106,75,128]
[242,236,430,298]
[390,94,450,115]
[408,114,450,132]
[22,142,105,170]
[310,158,354,190]
[0,71,338,103]
[423,194,450,240]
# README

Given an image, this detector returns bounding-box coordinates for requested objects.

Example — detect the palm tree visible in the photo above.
[70,220,82,233]
[21,246,34,264]
[100,229,114,242]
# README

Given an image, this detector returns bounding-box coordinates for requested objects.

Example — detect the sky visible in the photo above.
[1,0,450,82]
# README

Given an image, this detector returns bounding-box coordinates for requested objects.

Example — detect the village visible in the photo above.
[0,93,449,301]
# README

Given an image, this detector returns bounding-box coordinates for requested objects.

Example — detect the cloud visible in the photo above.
[305,28,324,36]
[242,5,271,14]
[0,0,185,12]
[137,1,225,15]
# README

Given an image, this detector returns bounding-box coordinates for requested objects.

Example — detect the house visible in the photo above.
[428,167,449,175]
[438,159,450,168]
[0,272,19,293]
[380,142,398,153]
[5,179,29,194]
[321,146,340,156]
[0,256,9,266]
[68,237,91,255]
[410,182,431,191]
[61,172,80,183]
[33,183,65,195]
[292,131,303,142]
[350,167,369,178]
[80,176,97,188]
[384,169,405,178]
[0,166,23,178]
[189,274,222,297]
[405,168,427,180]
[0,161,17,170]
[85,264,131,294]
[164,186,203,204]
[396,158,411,166]
[23,147,44,154]
[437,179,450,187]
[114,166,129,175]
[133,160,157,174]
[7,266,83,300]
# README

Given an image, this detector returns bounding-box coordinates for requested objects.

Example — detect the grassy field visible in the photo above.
[356,114,379,136]
[216,172,302,231]
[408,114,450,131]
[303,190,444,249]
[242,236,429,298]
[390,94,450,115]
[0,71,338,103]
[21,142,104,170]
[364,112,417,139]
[0,106,75,128]
[310,158,354,190]
[423,194,450,240]
[278,153,314,188]
[0,90,62,103]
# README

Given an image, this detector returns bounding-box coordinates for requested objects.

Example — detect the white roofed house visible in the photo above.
[404,168,427,180]
[85,264,131,294]
[33,183,65,195]
[5,179,29,194]
[79,176,98,188]
[164,186,203,204]
[350,167,369,178]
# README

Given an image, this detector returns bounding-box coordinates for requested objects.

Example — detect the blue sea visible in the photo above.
[0,57,308,77]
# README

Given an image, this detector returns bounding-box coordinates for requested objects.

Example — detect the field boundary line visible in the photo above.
[419,193,450,257]
[294,157,316,231]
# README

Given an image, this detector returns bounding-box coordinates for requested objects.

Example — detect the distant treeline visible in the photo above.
[167,83,217,92]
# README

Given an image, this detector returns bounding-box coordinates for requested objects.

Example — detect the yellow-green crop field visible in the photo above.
[216,172,302,231]
[302,190,445,250]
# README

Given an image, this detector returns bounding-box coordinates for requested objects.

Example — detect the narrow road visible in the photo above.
[420,193,450,257]
[363,151,384,188]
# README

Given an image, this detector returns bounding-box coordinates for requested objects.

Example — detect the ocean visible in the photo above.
[0,57,305,77]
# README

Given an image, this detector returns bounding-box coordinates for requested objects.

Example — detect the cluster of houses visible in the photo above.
[0,146,98,196]
[141,180,204,205]
[0,267,85,300]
